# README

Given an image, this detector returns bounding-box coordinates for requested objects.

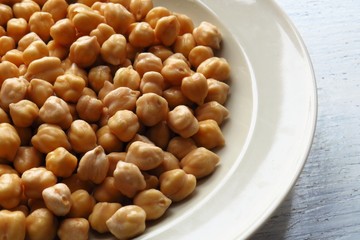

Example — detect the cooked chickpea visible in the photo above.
[193,21,222,50]
[61,174,94,194]
[1,49,23,66]
[134,189,171,220]
[0,173,22,209]
[96,125,123,153]
[106,205,146,240]
[188,45,214,68]
[107,152,126,176]
[7,18,29,44]
[47,40,69,60]
[67,190,95,218]
[0,36,15,56]
[163,86,192,109]
[69,36,100,68]
[0,123,21,162]
[49,19,76,47]
[126,134,154,151]
[0,77,28,111]
[0,4,13,26]
[98,81,115,102]
[88,65,112,93]
[167,136,197,160]
[129,22,155,48]
[181,72,208,105]
[197,57,231,82]
[25,56,65,84]
[136,93,168,126]
[27,78,54,107]
[159,169,196,202]
[67,120,97,153]
[0,210,26,240]
[42,183,72,216]
[113,161,146,198]
[133,52,163,76]
[67,3,92,20]
[104,87,140,116]
[39,96,73,129]
[155,15,180,46]
[46,147,77,178]
[63,62,88,84]
[93,176,123,203]
[31,124,71,154]
[125,141,164,171]
[9,100,39,128]
[76,95,103,123]
[14,126,32,146]
[100,34,127,66]
[103,2,135,34]
[89,202,122,233]
[113,66,141,90]
[151,151,180,177]
[129,0,153,21]
[25,208,58,240]
[0,61,19,87]
[192,119,225,149]
[145,6,171,28]
[17,32,41,51]
[146,121,170,149]
[148,45,173,61]
[77,146,109,184]
[13,0,40,21]
[0,164,17,176]
[108,110,140,142]
[161,58,192,86]
[167,105,199,138]
[205,78,230,104]
[72,8,105,35]
[22,167,57,199]
[42,0,68,22]
[140,71,165,95]
[195,101,229,125]
[89,23,116,46]
[28,12,54,42]
[174,33,196,58]
[0,108,10,123]
[13,146,43,174]
[57,218,89,240]
[54,74,86,103]
[174,12,194,35]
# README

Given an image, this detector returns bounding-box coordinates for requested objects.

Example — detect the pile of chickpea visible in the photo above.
[0,0,231,239]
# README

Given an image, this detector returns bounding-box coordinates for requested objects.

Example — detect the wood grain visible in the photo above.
[252,0,360,239]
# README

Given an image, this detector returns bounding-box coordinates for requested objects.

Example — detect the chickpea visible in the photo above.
[192,119,225,149]
[166,136,197,160]
[75,95,103,123]
[31,124,71,154]
[0,108,10,123]
[77,146,109,184]
[129,0,152,21]
[1,49,23,66]
[25,56,65,84]
[98,81,115,102]
[197,57,231,82]
[54,74,86,103]
[113,161,146,198]
[96,125,123,153]
[193,21,222,50]
[125,134,154,151]
[107,152,126,176]
[26,208,58,240]
[63,62,88,84]
[140,71,165,95]
[188,45,214,68]
[93,176,124,203]
[69,36,100,68]
[0,36,15,56]
[0,123,21,162]
[113,66,141,90]
[27,78,54,107]
[148,45,173,62]
[167,105,199,138]
[151,151,180,177]
[135,93,168,127]
[68,190,95,218]
[128,22,155,48]
[103,3,135,34]
[7,18,29,44]
[106,205,146,240]
[42,183,72,216]
[49,18,76,47]
[89,23,116,46]
[155,15,180,46]
[0,210,26,240]
[181,72,208,105]
[28,12,54,42]
[17,32,40,51]
[174,12,194,35]
[42,0,68,22]
[125,141,164,171]
[88,65,112,93]
[78,0,98,7]
[9,100,38,128]
[0,77,28,112]
[161,58,192,86]
[46,40,68,60]
[13,0,40,21]
[39,96,73,129]
[159,169,196,202]
[61,174,94,194]
[46,147,77,178]
[182,147,220,178]
[0,4,13,26]
[133,52,163,76]
[0,61,19,86]
[205,78,230,104]
[100,33,127,66]
[67,120,97,153]
[0,173,22,209]
[164,52,190,65]
[89,202,122,233]
[14,126,32,146]
[145,6,171,28]
[103,87,140,116]
[146,121,170,149]
[72,8,105,35]
[13,146,43,174]
[57,218,89,240]
[0,164,17,176]
[134,189,171,220]
[108,110,140,142]
[195,101,229,125]
[162,86,191,109]
[22,167,57,199]
[67,3,91,20]
[174,33,196,58]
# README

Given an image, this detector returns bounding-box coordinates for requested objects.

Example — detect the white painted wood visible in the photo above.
[252,0,360,239]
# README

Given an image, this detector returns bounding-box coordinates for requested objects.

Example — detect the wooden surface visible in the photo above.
[252,0,360,239]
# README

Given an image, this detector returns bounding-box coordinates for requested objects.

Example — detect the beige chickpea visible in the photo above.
[145,6,171,28]
[97,125,123,153]
[61,174,94,194]
[46,147,77,178]
[68,120,97,153]
[103,3,135,34]
[108,110,140,142]
[0,210,26,240]
[0,77,28,111]
[72,8,105,35]
[26,208,58,240]
[69,36,100,68]
[63,62,88,84]
[205,78,230,104]
[129,0,153,21]
[49,19,76,47]
[13,146,43,174]
[76,95,103,123]
[28,12,54,42]
[167,105,199,138]
[151,151,180,177]
[197,57,231,81]
[193,21,222,50]
[155,15,180,46]
[0,173,22,209]
[195,101,229,125]
[0,61,19,86]
[129,22,155,48]
[174,12,194,35]
[113,161,146,198]
[134,189,171,220]
[0,4,13,26]
[18,64,27,76]
[88,65,112,93]
[42,0,68,22]
[17,32,41,51]
[148,45,173,62]
[107,152,126,176]
[136,93,169,126]
[106,205,146,240]
[140,71,165,95]
[93,176,124,202]
[31,123,71,154]
[103,87,140,116]
[98,81,115,102]
[125,134,154,151]
[161,58,192,86]
[0,108,10,123]
[25,56,65,84]
[174,33,196,58]
[67,190,95,218]
[89,202,122,233]
[1,49,23,66]
[163,86,192,109]
[89,23,116,46]
[167,136,197,160]
[67,3,92,20]
[133,52,163,76]
[0,123,21,162]
[0,164,18,176]
[7,18,29,44]
[113,66,141,90]
[146,121,170,149]
[181,72,208,105]
[22,167,57,199]
[192,119,225,149]
[159,169,196,202]
[100,34,127,66]
[0,36,15,56]
[57,218,89,240]
[13,0,40,21]
[164,52,190,65]
[143,173,159,190]
[27,78,54,107]
[9,100,39,128]
[181,147,220,178]
[39,96,73,129]
[77,146,109,184]
[126,141,164,171]
[42,183,72,216]
[54,74,86,103]
[188,45,214,68]
[47,40,69,60]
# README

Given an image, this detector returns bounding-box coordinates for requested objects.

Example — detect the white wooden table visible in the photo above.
[252,0,360,239]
